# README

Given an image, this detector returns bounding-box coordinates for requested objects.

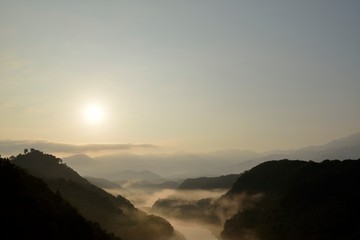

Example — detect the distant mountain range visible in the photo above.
[11,149,184,240]
[221,132,360,175]
[63,132,360,178]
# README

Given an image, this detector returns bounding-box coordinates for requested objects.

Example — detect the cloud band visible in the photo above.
[0,139,156,155]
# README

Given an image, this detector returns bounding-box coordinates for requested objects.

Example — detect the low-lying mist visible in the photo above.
[105,185,228,240]
[104,182,263,240]
[106,187,226,210]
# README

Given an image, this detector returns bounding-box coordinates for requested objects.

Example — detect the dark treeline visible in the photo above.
[0,158,119,240]
[178,174,241,190]
[220,159,360,240]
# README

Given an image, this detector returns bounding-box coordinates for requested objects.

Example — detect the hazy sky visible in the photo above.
[1,1,359,154]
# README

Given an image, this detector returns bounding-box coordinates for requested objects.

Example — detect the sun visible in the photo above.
[84,104,104,124]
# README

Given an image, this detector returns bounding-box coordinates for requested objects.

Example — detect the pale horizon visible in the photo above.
[1,131,359,158]
[1,1,359,155]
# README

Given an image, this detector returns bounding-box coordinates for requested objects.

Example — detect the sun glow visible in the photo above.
[84,104,104,124]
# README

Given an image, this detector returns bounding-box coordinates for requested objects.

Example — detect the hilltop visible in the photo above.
[11,149,184,240]
[217,159,360,240]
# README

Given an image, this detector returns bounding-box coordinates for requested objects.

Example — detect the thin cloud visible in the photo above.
[0,139,156,155]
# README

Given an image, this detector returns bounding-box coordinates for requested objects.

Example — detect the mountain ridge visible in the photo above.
[217,159,360,240]
[62,132,360,178]
[11,149,184,240]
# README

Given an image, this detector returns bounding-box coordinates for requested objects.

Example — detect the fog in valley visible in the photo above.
[2,134,360,239]
[105,185,226,239]
[56,132,360,240]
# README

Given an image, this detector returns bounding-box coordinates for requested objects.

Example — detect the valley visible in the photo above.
[1,133,360,239]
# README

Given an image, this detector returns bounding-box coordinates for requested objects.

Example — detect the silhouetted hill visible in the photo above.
[13,149,89,185]
[85,176,122,189]
[11,149,184,240]
[178,174,240,190]
[0,158,119,240]
[217,159,360,240]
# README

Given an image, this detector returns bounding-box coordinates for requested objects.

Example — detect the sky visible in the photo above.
[1,1,359,155]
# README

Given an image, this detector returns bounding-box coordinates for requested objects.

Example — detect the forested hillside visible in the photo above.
[178,174,240,190]
[11,149,184,240]
[0,158,118,240]
[219,160,360,240]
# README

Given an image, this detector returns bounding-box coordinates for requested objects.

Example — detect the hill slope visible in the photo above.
[12,149,183,240]
[0,158,118,240]
[218,159,360,240]
[85,176,122,189]
[178,174,240,190]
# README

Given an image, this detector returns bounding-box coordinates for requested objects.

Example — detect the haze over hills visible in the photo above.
[63,132,360,179]
[222,132,360,175]
[288,132,360,160]
[3,147,360,240]
[64,151,252,179]
[85,176,122,189]
[108,170,162,181]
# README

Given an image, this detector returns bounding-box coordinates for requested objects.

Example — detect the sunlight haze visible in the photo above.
[1,1,359,154]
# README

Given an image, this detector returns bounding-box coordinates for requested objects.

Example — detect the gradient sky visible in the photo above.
[1,1,359,154]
